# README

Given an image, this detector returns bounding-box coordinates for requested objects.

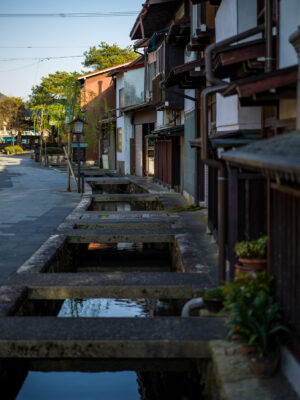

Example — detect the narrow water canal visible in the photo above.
[13,298,204,400]
[4,181,206,399]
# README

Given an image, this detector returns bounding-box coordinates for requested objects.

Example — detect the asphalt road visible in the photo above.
[0,153,80,284]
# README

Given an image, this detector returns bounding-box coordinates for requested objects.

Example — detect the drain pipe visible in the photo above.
[181,298,204,317]
[200,85,228,284]
[160,83,200,205]
[265,0,273,73]
[202,24,266,283]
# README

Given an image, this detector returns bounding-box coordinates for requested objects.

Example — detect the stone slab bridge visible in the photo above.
[0,176,224,360]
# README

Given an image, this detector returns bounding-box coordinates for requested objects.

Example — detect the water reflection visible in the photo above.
[17,371,139,400]
[58,298,150,318]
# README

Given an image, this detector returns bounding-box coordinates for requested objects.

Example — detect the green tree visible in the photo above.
[29,71,79,106]
[0,97,29,146]
[83,41,137,71]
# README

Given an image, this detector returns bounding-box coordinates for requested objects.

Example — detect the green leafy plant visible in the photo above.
[203,287,224,301]
[234,236,267,259]
[5,145,23,154]
[222,270,272,311]
[46,147,64,155]
[223,271,289,357]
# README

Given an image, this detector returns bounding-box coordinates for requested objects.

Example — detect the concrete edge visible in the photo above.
[16,234,67,274]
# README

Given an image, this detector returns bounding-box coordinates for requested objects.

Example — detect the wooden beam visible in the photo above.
[220,42,265,66]
[237,68,297,98]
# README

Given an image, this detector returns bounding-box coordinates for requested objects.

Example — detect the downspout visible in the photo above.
[160,83,200,205]
[203,23,266,283]
[265,0,273,73]
[200,85,228,284]
[139,3,148,39]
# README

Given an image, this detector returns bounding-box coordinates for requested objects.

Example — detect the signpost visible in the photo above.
[68,117,87,193]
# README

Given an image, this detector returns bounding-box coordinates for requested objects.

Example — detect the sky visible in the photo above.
[0,0,143,100]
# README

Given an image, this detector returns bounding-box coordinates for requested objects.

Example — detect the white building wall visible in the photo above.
[116,74,124,117]
[156,111,164,128]
[124,115,133,174]
[135,124,143,177]
[215,0,261,132]
[116,74,126,172]
[279,0,299,68]
[116,72,136,175]
[184,52,196,112]
[216,0,238,41]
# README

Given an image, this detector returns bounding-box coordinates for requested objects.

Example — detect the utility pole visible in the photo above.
[67,80,72,192]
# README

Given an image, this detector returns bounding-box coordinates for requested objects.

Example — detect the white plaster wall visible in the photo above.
[116,74,124,118]
[282,346,300,397]
[116,72,135,174]
[135,124,143,177]
[116,115,125,166]
[124,115,133,175]
[279,0,299,68]
[184,52,196,112]
[237,0,257,38]
[215,0,261,132]
[124,67,145,107]
[238,106,261,130]
[216,0,238,131]
[216,93,239,131]
[156,111,164,127]
[215,0,237,42]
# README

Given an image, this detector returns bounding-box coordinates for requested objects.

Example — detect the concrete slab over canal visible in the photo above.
[5,272,212,299]
[0,317,227,359]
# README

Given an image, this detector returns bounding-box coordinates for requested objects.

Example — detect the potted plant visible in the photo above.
[234,235,267,275]
[222,271,272,347]
[203,287,224,313]
[223,272,290,378]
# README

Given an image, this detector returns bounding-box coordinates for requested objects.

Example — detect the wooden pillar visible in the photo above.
[227,167,239,280]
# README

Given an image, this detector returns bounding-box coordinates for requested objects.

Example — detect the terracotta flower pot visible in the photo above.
[234,264,257,279]
[248,352,280,379]
[240,344,254,355]
[238,258,267,270]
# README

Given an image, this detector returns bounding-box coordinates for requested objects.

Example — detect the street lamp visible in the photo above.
[69,116,87,193]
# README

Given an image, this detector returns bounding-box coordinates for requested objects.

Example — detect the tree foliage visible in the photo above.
[29,71,79,107]
[83,41,137,71]
[0,97,28,132]
[29,71,82,140]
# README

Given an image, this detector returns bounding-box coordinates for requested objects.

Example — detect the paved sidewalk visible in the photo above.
[0,153,80,284]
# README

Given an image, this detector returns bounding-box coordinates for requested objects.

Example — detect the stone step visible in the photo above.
[67,230,175,243]
[76,266,171,273]
[92,193,159,202]
[0,317,227,359]
[8,272,211,299]
[76,211,179,219]
[73,222,171,229]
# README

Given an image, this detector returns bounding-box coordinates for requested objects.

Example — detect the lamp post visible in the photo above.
[68,117,87,193]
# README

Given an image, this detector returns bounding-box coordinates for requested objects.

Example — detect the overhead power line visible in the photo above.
[0,46,91,49]
[0,12,139,18]
[0,55,84,62]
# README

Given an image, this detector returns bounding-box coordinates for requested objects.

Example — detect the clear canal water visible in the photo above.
[14,298,194,399]
[58,298,150,318]
[17,371,139,400]
[10,242,203,399]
